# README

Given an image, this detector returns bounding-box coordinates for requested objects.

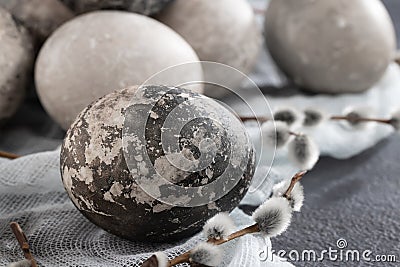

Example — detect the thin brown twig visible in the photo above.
[240,116,300,134]
[211,224,260,246]
[289,131,301,137]
[283,170,307,199]
[166,224,261,266]
[0,150,20,159]
[10,222,38,267]
[239,116,270,123]
[239,114,394,127]
[240,116,301,137]
[330,115,392,125]
[168,251,191,266]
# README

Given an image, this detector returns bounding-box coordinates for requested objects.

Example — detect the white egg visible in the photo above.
[35,11,202,130]
[265,0,396,93]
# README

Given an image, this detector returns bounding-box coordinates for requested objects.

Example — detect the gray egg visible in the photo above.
[0,0,74,42]
[157,0,261,97]
[60,0,173,15]
[0,8,33,125]
[265,0,396,93]
[35,11,202,130]
[61,85,255,242]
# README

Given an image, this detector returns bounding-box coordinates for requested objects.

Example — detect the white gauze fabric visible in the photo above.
[0,151,293,267]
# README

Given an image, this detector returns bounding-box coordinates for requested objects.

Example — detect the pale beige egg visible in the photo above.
[35,11,202,130]
[157,0,262,97]
[265,0,397,93]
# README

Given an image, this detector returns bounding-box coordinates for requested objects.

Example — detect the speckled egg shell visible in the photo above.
[0,0,74,42]
[0,8,33,125]
[61,85,255,242]
[156,0,261,96]
[265,0,396,93]
[60,0,173,15]
[35,11,202,130]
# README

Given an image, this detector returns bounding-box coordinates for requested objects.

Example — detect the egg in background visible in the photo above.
[157,0,262,98]
[264,0,397,93]
[0,8,34,125]
[35,11,203,130]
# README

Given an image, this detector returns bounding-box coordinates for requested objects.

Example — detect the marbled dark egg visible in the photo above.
[61,85,255,242]
[60,0,173,15]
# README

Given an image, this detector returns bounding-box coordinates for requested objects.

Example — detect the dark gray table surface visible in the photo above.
[273,135,400,266]
[385,0,400,43]
[1,1,400,266]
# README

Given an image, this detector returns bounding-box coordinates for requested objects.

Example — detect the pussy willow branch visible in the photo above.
[240,115,394,126]
[283,170,307,199]
[239,54,400,126]
[10,222,38,267]
[144,170,307,267]
[0,150,20,159]
[330,116,392,125]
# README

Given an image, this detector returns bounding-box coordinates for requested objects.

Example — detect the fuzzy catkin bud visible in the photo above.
[272,180,304,212]
[261,121,291,148]
[390,109,400,131]
[203,212,235,240]
[273,107,299,126]
[252,197,292,237]
[190,243,223,267]
[288,134,320,170]
[303,109,325,127]
[341,106,372,130]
